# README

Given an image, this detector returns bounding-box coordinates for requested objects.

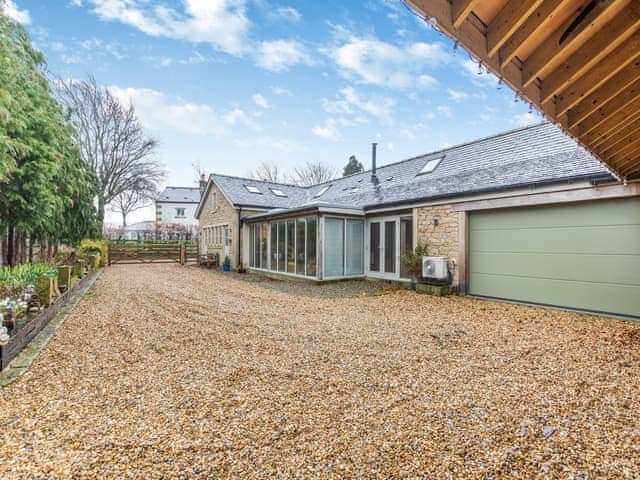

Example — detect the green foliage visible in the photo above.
[0,262,57,299]
[0,12,99,255]
[400,243,429,281]
[223,256,231,266]
[79,239,103,257]
[342,155,364,177]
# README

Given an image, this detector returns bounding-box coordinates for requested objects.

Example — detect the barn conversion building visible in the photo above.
[196,123,640,318]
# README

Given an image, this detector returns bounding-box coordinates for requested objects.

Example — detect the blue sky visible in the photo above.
[6,0,540,223]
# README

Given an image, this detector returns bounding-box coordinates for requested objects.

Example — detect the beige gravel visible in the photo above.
[1,264,639,479]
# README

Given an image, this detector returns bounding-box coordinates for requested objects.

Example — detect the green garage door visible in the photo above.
[469,197,640,318]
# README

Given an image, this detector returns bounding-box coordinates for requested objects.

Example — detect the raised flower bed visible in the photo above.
[0,262,99,370]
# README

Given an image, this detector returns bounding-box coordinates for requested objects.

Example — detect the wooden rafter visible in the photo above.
[405,0,640,179]
[598,126,640,157]
[576,87,640,137]
[564,58,640,124]
[521,1,623,88]
[487,0,543,58]
[540,4,640,103]
[498,0,571,68]
[555,34,640,116]
[452,0,480,28]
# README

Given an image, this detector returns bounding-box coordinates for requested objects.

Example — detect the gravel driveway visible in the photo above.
[1,264,639,479]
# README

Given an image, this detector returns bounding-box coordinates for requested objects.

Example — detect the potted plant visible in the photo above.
[400,243,428,290]
[222,256,231,272]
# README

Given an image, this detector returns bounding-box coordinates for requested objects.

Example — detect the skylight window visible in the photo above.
[270,188,287,198]
[418,157,443,175]
[244,185,262,194]
[313,185,331,198]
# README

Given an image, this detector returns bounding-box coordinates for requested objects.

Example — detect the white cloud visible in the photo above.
[2,0,31,24]
[447,88,469,101]
[271,86,293,96]
[312,119,341,141]
[88,0,249,56]
[69,0,83,6]
[512,112,540,127]
[252,93,270,109]
[109,86,257,136]
[437,105,453,118]
[255,39,312,72]
[322,86,395,118]
[275,6,301,22]
[327,33,449,89]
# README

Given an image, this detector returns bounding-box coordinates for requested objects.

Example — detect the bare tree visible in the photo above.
[248,161,288,183]
[110,177,158,226]
[292,160,336,187]
[57,76,164,230]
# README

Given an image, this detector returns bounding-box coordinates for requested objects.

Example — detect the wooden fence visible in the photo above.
[108,241,198,265]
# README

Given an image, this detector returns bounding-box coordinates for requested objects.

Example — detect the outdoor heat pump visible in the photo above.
[422,256,449,280]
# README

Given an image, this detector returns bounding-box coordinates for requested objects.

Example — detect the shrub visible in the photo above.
[400,244,429,282]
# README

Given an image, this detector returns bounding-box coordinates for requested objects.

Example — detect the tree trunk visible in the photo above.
[28,234,33,263]
[7,226,14,267]
[97,195,106,235]
[122,211,127,227]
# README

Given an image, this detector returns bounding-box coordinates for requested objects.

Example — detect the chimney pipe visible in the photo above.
[371,142,377,180]
[199,173,207,198]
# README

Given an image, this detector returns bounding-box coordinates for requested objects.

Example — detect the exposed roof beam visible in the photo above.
[608,133,640,160]
[487,0,544,58]
[521,1,625,88]
[562,56,640,124]
[555,32,640,115]
[581,98,640,147]
[598,125,640,157]
[452,0,480,28]
[614,147,640,175]
[540,3,640,103]
[575,85,640,136]
[498,0,571,68]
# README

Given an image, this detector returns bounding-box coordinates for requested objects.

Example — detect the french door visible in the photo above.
[366,215,413,280]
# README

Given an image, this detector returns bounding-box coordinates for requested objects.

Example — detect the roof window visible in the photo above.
[244,185,262,194]
[313,185,331,198]
[270,188,287,197]
[417,156,443,175]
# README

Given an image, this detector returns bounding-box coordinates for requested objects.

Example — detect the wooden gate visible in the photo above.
[108,241,197,265]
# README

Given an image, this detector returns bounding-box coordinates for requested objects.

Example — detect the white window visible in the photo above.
[176,208,185,217]
[270,188,287,197]
[418,157,443,175]
[245,185,262,194]
[224,226,232,246]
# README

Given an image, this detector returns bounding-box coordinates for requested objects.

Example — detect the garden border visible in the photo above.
[0,268,102,385]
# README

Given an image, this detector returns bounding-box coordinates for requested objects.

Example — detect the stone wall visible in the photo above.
[198,183,238,267]
[415,205,460,288]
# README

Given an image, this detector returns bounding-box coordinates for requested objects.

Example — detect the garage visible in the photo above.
[468,197,640,318]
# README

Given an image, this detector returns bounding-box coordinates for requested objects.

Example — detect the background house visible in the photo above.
[155,186,201,226]
[196,123,640,319]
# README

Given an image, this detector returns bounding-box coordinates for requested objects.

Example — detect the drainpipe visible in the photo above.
[237,208,242,270]
[371,142,378,181]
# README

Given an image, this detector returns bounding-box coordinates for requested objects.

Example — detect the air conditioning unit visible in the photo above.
[422,256,448,280]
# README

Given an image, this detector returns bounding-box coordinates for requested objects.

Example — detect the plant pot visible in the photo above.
[57,266,72,292]
[73,259,85,278]
[35,276,55,307]
[416,283,451,296]
[223,264,231,272]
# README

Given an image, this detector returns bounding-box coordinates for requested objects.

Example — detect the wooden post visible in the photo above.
[35,276,54,307]
[73,259,85,278]
[179,244,186,265]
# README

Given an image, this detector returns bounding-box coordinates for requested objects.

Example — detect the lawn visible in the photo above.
[1,264,638,479]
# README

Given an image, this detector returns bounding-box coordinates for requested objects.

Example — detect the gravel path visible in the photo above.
[1,264,638,479]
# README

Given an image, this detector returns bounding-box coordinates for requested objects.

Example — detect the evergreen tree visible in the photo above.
[342,155,364,176]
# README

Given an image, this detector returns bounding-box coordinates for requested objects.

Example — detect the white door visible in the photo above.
[366,216,399,280]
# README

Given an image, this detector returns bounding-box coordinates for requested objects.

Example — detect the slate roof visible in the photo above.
[157,186,201,204]
[205,123,613,214]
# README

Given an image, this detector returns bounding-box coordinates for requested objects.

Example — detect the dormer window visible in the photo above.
[245,185,262,194]
[270,188,287,197]
[313,185,331,198]
[418,157,443,175]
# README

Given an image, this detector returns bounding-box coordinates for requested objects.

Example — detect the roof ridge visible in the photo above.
[161,186,200,190]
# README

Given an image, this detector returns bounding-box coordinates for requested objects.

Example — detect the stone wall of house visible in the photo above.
[415,205,460,289]
[198,183,239,267]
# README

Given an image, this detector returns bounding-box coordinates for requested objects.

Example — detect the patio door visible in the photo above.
[367,215,413,280]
